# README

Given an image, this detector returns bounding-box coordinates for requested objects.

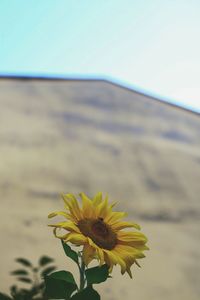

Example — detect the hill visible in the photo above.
[0,77,200,300]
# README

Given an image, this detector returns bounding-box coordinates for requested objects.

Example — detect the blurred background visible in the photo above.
[0,1,200,300]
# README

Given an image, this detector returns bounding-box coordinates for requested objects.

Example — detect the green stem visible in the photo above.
[79,255,86,291]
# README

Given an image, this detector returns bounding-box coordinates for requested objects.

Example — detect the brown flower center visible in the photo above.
[77,218,117,250]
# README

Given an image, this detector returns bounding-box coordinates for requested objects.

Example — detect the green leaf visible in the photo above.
[17,277,32,284]
[85,264,109,285]
[15,258,32,268]
[49,270,77,284]
[44,270,77,299]
[0,292,12,300]
[61,240,79,264]
[10,285,18,297]
[11,269,29,276]
[33,267,38,273]
[71,286,100,300]
[38,281,45,289]
[39,255,54,266]
[28,286,41,298]
[41,265,56,277]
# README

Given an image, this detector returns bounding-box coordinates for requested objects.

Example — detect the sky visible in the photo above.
[0,0,200,112]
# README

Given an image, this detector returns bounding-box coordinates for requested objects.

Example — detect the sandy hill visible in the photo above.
[0,77,200,300]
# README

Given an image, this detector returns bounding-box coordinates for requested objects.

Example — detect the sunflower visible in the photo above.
[48,192,149,278]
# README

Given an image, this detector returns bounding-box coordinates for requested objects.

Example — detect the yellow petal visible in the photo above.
[135,260,141,267]
[126,267,133,278]
[95,195,111,219]
[124,257,134,278]
[48,221,80,233]
[65,193,82,219]
[65,233,88,245]
[108,265,113,273]
[104,249,126,274]
[111,221,141,231]
[110,201,117,208]
[96,248,105,266]
[82,244,96,266]
[117,231,148,243]
[93,192,103,206]
[123,256,141,277]
[53,228,70,239]
[118,239,149,250]
[104,211,127,225]
[80,192,94,218]
[115,244,141,254]
[115,244,145,260]
[113,245,139,277]
[133,244,149,251]
[87,237,104,261]
[48,211,70,219]
[62,194,82,221]
[104,250,118,266]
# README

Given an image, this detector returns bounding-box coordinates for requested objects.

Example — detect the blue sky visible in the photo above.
[0,0,200,112]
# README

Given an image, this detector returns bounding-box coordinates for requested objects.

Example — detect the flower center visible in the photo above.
[78,218,117,250]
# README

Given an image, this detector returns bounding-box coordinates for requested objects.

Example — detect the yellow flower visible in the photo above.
[48,192,149,278]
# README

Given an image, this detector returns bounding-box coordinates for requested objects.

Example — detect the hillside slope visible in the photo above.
[0,78,200,300]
